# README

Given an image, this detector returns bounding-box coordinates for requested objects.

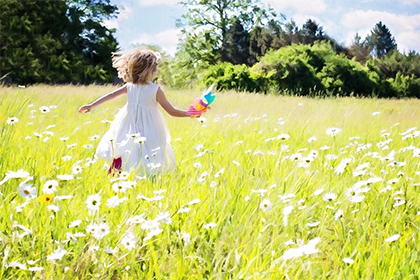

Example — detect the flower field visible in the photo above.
[1,85,420,279]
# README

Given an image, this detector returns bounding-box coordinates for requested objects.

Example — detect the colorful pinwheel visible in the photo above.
[186,84,216,117]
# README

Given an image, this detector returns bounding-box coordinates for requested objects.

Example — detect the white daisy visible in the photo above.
[181,232,191,246]
[203,222,217,229]
[42,180,58,194]
[18,183,37,200]
[343,257,355,264]
[326,127,342,137]
[90,135,100,141]
[155,211,172,224]
[68,219,82,228]
[188,199,201,205]
[307,221,320,227]
[57,174,74,181]
[46,248,67,262]
[141,219,160,231]
[345,185,365,203]
[385,234,400,243]
[47,204,59,213]
[177,207,190,214]
[119,231,136,251]
[86,193,101,212]
[39,106,51,113]
[322,192,337,202]
[143,227,163,241]
[259,199,272,212]
[193,162,202,169]
[92,222,110,240]
[6,117,19,125]
[277,133,290,140]
[72,165,83,174]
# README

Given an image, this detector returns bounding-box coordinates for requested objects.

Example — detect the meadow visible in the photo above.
[1,85,420,279]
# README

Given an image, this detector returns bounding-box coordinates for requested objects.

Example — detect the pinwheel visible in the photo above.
[186,84,216,117]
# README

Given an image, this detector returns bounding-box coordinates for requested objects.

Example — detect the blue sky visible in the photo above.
[105,0,420,56]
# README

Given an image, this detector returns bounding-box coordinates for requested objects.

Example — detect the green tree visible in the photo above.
[348,33,371,63]
[177,0,274,63]
[301,19,325,45]
[248,19,284,65]
[282,20,301,46]
[366,21,397,58]
[225,18,250,65]
[0,0,118,84]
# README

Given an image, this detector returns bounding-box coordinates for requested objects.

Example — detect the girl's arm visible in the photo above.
[156,87,190,117]
[78,85,127,113]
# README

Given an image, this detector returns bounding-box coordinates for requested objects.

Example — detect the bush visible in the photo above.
[197,42,420,98]
[251,43,327,95]
[317,55,376,97]
[389,72,420,98]
[200,62,261,92]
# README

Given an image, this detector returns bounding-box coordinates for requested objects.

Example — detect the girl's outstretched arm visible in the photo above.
[156,87,190,117]
[78,85,127,113]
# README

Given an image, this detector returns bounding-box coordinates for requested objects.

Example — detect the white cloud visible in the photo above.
[342,10,420,52]
[130,28,181,56]
[262,0,327,14]
[138,0,177,6]
[103,19,119,30]
[103,5,133,30]
[117,5,134,20]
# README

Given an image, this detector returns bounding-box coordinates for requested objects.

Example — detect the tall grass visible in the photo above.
[1,85,420,279]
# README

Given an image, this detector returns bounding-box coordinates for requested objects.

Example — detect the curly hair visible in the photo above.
[112,48,161,84]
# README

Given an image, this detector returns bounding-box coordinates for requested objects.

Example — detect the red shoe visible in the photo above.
[108,157,122,175]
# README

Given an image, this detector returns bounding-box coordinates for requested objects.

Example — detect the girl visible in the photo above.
[78,48,190,175]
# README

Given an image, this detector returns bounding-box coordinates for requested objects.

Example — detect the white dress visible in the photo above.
[96,82,176,174]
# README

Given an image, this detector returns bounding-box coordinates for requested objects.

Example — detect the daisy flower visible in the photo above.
[42,180,58,194]
[18,183,37,200]
[203,222,217,229]
[6,117,19,125]
[39,106,51,113]
[322,192,337,202]
[343,257,355,264]
[46,248,67,262]
[385,234,400,243]
[92,223,110,240]
[57,174,74,181]
[38,193,54,205]
[72,165,83,174]
[259,199,272,212]
[326,127,342,137]
[86,193,101,212]
[68,219,82,228]
[119,232,136,251]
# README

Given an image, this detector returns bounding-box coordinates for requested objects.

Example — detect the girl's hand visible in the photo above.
[78,104,93,113]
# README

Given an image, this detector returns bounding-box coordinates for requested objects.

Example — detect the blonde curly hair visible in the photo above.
[112,48,161,84]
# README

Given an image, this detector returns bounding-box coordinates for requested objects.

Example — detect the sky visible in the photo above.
[104,0,420,56]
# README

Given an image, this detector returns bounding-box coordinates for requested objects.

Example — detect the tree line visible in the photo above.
[1,0,419,98]
[162,0,419,97]
[0,0,118,85]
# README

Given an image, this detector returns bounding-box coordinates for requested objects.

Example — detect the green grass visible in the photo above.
[1,85,420,279]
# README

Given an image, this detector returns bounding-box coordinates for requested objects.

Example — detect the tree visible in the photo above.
[348,33,371,63]
[224,18,250,65]
[177,0,275,64]
[366,21,397,58]
[281,20,301,46]
[0,0,119,84]
[248,19,284,65]
[301,19,325,45]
